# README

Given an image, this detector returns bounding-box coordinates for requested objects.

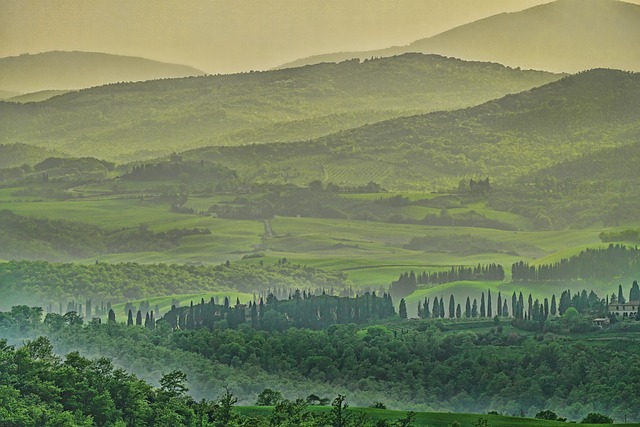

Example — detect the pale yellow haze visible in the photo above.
[6,0,636,74]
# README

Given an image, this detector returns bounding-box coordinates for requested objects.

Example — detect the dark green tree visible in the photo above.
[449,295,456,318]
[399,299,408,319]
[256,388,284,406]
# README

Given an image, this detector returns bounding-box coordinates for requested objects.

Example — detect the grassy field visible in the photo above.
[0,191,606,284]
[235,406,633,426]
[0,187,617,303]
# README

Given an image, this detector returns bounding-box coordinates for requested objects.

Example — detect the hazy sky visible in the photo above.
[1,0,638,74]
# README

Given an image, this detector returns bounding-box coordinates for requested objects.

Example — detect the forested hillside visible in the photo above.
[0,54,562,162]
[180,69,639,189]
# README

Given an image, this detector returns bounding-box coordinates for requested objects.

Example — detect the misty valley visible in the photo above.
[3,0,640,426]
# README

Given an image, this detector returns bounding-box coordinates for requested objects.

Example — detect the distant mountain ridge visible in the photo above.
[278,0,640,73]
[0,53,562,162]
[0,51,204,95]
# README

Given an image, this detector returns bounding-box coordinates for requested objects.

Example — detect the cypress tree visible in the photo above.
[551,295,557,316]
[399,299,407,319]
[456,303,462,319]
[465,297,471,318]
[480,293,486,318]
[631,280,640,301]
[127,310,133,326]
[424,298,430,319]
[502,299,509,317]
[449,295,456,318]
[439,297,445,318]
[136,310,143,326]
[108,309,116,324]
[544,298,550,318]
[512,293,517,318]
[618,285,626,304]
[497,292,502,316]
[487,290,492,318]
[472,299,478,318]
[432,298,439,318]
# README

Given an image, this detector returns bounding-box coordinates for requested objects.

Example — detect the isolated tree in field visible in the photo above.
[399,299,408,319]
[536,410,558,420]
[581,413,613,424]
[256,388,284,406]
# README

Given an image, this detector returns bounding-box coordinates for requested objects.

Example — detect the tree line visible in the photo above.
[389,264,505,298]
[160,291,396,332]
[511,244,640,281]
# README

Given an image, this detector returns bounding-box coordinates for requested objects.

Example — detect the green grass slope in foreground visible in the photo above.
[0,53,562,161]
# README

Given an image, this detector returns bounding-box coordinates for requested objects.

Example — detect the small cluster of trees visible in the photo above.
[45,299,113,319]
[417,289,512,320]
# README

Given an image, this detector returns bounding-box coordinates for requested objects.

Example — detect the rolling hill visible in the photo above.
[0,54,562,162]
[0,51,204,95]
[180,69,640,190]
[279,0,640,74]
[0,143,66,169]
[5,90,70,103]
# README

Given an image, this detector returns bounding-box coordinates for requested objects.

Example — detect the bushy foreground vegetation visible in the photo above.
[2,334,422,426]
[2,302,640,423]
